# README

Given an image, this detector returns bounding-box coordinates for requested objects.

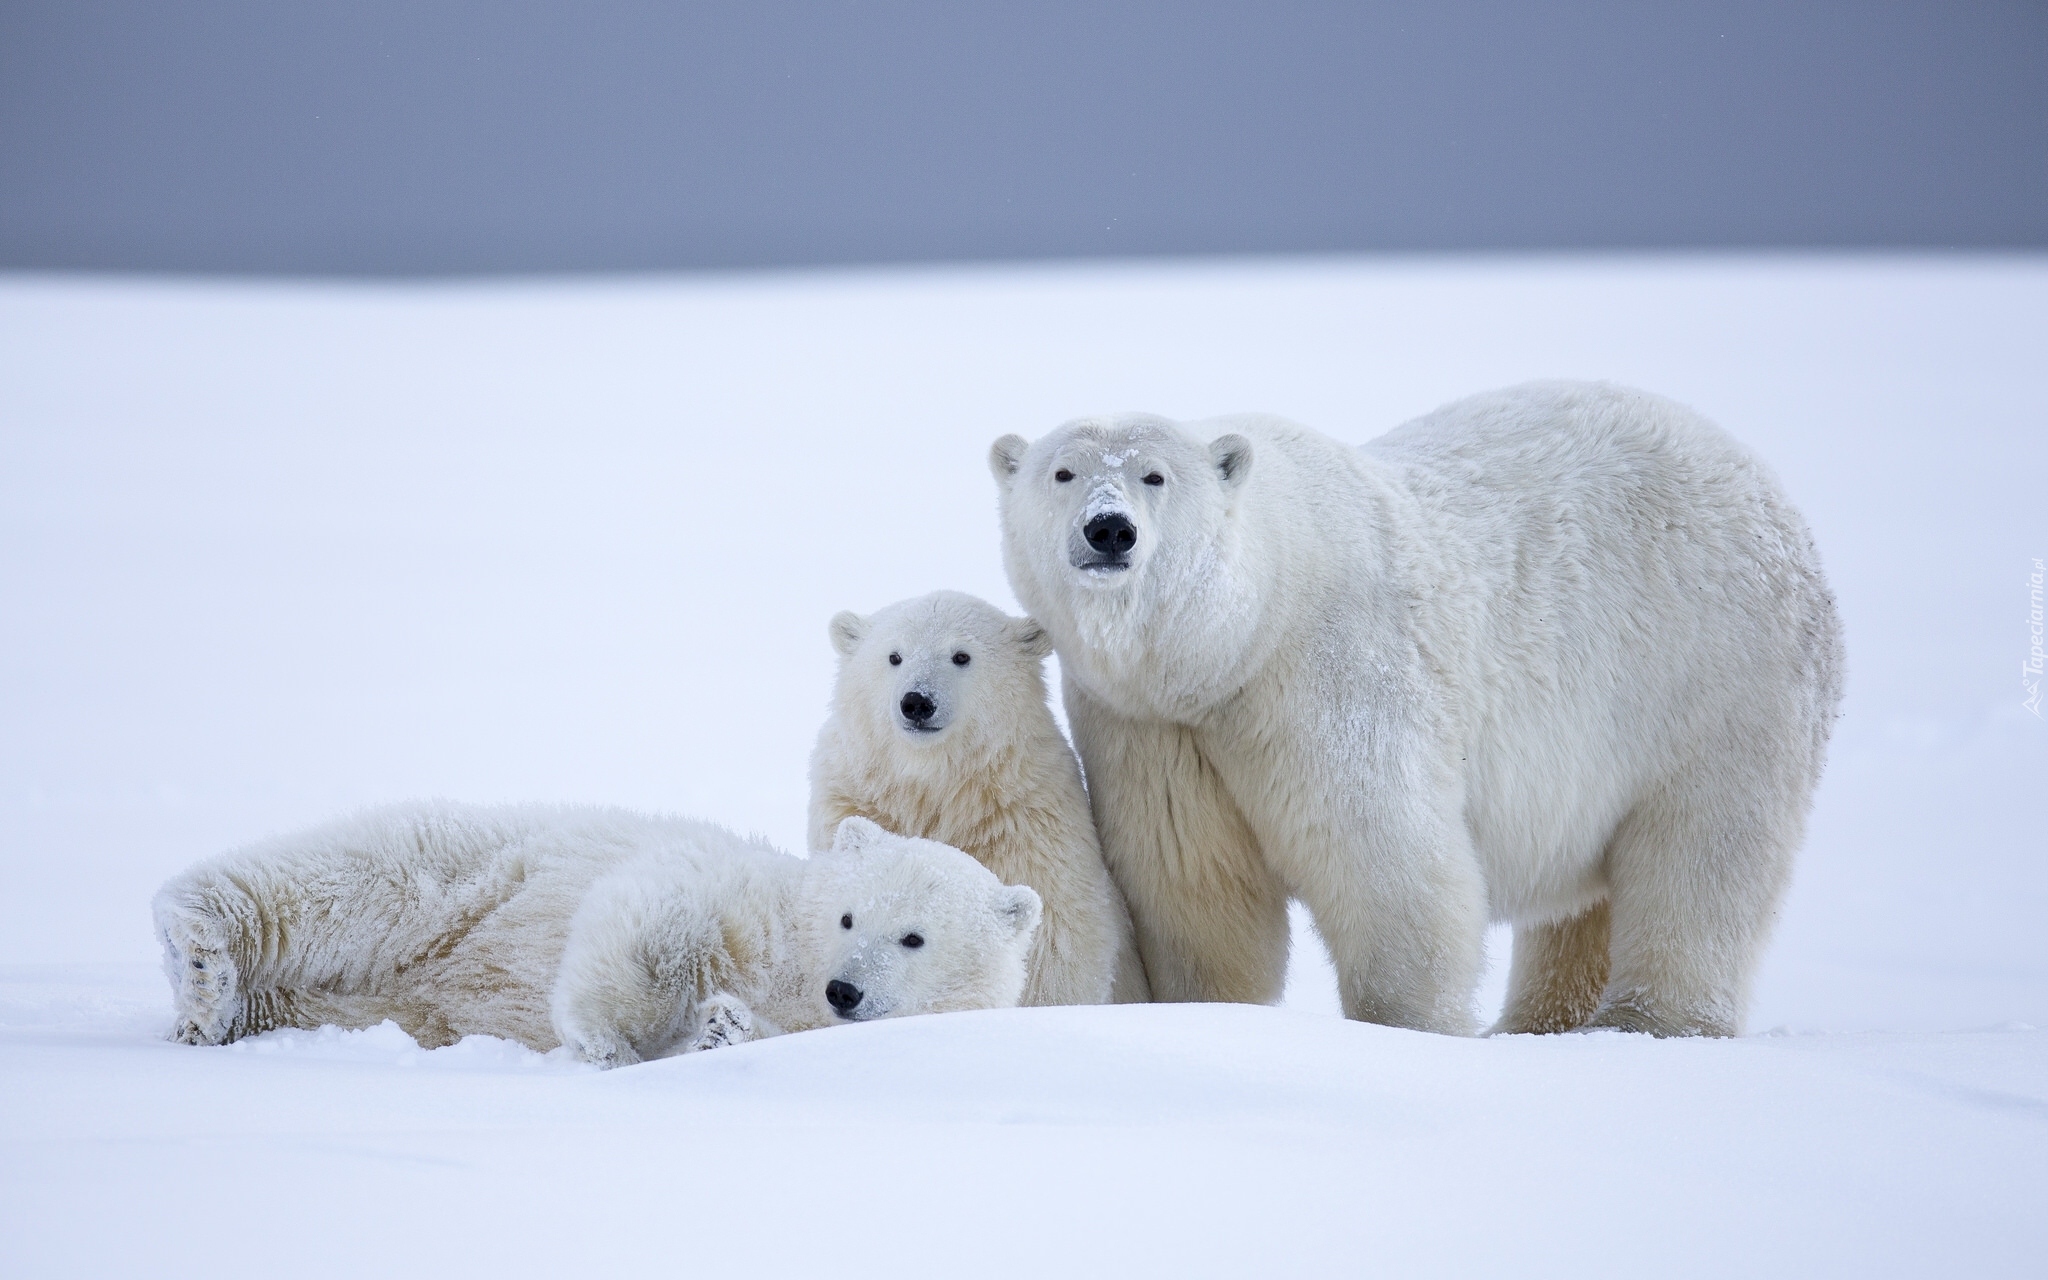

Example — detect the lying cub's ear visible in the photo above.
[988,434,1030,488]
[1008,616,1054,660]
[994,883,1043,943]
[831,815,886,854]
[828,611,867,658]
[1211,434,1253,491]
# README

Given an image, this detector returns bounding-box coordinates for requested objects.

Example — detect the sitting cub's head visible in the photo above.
[803,816,1040,1024]
[825,590,1054,762]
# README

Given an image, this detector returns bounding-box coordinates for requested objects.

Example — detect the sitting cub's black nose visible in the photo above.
[900,691,936,724]
[1084,512,1137,556]
[826,979,864,1015]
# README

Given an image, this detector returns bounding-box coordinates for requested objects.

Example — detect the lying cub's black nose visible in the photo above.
[1084,512,1137,555]
[826,979,864,1015]
[900,691,936,724]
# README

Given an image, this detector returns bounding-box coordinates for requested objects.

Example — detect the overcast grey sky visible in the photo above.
[2,2,2043,274]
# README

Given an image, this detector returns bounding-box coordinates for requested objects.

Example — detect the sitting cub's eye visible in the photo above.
[1054,469,1073,482]
[900,933,924,949]
[888,653,902,666]
[840,913,853,929]
[951,651,970,666]
[1143,472,1165,486]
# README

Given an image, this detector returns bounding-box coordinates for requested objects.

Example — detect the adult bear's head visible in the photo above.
[989,415,1264,719]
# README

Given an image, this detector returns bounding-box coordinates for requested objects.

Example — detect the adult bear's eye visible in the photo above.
[888,653,901,666]
[900,933,924,948]
[1054,469,1073,482]
[841,914,853,929]
[952,651,970,666]
[1143,472,1164,486]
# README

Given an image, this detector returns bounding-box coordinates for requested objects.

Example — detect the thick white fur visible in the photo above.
[809,590,1150,1006]
[992,381,1843,1037]
[152,804,1040,1065]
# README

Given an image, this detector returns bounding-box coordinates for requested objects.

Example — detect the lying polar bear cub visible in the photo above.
[152,804,1040,1065]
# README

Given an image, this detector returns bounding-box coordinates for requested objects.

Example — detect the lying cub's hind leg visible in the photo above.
[157,902,245,1045]
[1490,900,1609,1035]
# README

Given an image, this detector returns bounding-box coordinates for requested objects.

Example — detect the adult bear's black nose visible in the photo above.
[900,691,936,724]
[826,979,864,1016]
[1084,512,1137,556]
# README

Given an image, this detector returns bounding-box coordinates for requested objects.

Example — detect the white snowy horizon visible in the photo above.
[2,253,2043,1276]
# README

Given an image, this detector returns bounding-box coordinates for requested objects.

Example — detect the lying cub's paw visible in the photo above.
[564,1024,644,1069]
[686,994,756,1054]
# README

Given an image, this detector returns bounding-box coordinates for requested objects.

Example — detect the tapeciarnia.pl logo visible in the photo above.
[2026,558,2044,717]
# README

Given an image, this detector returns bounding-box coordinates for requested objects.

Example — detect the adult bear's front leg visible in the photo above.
[1278,796,1489,1036]
[1063,681,1288,1004]
[1208,679,1490,1036]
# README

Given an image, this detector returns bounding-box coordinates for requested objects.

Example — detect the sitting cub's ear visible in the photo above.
[831,815,886,854]
[1211,434,1253,491]
[988,434,1030,487]
[993,883,1043,943]
[1007,616,1054,660]
[828,611,867,658]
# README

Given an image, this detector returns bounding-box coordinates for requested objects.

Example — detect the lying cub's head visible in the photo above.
[802,816,1040,1024]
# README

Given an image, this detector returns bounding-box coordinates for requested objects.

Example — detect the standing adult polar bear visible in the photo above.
[991,381,1842,1038]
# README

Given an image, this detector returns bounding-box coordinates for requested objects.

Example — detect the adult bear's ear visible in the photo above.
[988,434,1030,489]
[1008,616,1054,660]
[1211,434,1253,491]
[993,883,1043,943]
[831,815,885,854]
[828,611,867,658]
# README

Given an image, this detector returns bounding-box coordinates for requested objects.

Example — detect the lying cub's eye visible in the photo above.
[1054,469,1073,482]
[1143,472,1165,486]
[952,651,970,666]
[888,653,902,666]
[840,914,853,930]
[900,933,924,949]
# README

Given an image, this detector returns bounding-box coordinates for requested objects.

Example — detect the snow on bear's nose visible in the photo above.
[899,690,937,728]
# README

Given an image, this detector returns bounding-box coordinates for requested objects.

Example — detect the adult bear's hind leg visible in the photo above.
[1065,685,1288,1004]
[1490,900,1609,1035]
[1591,781,1801,1038]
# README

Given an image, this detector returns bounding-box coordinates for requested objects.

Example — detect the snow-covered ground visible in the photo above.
[3,256,2044,1275]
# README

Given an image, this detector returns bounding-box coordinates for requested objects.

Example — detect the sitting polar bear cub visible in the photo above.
[993,380,1843,1038]
[809,590,1149,1006]
[152,804,1040,1065]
